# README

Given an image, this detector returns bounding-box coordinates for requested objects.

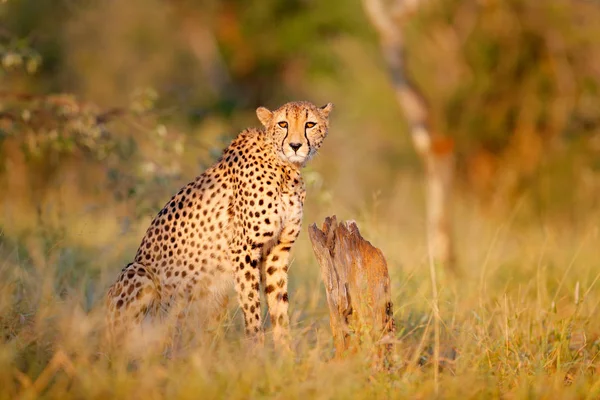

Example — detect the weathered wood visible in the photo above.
[308,216,395,367]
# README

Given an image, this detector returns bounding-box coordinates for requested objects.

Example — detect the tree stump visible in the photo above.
[308,216,395,368]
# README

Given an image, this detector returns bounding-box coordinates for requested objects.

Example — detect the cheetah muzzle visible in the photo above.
[106,101,333,349]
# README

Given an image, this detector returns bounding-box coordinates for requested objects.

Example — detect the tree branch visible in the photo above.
[362,0,457,271]
[362,0,431,154]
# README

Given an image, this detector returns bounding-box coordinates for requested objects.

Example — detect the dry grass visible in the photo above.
[2,0,600,397]
[1,177,599,400]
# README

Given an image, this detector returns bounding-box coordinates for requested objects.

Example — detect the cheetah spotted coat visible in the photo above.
[106,101,333,347]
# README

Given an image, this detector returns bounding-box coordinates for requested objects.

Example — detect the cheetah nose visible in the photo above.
[289,143,302,152]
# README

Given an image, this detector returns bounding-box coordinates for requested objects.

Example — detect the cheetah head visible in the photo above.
[256,101,333,167]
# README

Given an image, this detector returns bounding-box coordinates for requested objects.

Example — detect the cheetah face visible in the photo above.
[256,101,333,166]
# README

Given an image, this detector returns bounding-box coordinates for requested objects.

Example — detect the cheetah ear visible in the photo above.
[256,107,273,127]
[319,103,334,118]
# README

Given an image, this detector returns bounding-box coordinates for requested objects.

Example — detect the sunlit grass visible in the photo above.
[1,180,599,399]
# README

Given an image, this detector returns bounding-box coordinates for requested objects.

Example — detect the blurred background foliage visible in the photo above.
[0,0,599,254]
[405,0,600,215]
[1,2,600,395]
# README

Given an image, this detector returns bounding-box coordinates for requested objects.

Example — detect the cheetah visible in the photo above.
[106,101,333,348]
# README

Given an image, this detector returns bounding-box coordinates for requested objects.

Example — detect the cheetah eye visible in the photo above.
[305,122,316,128]
[278,121,288,128]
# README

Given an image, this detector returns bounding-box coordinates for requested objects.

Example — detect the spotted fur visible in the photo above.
[106,101,333,347]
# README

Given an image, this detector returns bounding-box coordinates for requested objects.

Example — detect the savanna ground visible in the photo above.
[1,175,599,399]
[2,0,600,398]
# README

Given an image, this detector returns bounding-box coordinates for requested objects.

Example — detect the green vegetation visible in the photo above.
[1,0,599,398]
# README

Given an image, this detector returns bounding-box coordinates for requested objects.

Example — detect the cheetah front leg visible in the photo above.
[231,236,264,345]
[263,218,301,349]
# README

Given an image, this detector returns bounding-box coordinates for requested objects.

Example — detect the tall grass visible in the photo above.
[1,0,599,397]
[1,177,599,399]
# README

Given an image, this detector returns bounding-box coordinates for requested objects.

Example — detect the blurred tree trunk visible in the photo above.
[362,0,457,272]
[308,216,395,369]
